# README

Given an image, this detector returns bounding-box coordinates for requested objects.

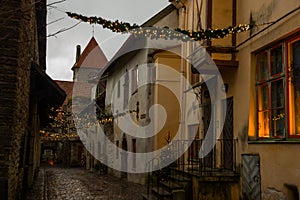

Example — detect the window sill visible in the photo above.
[248,138,300,144]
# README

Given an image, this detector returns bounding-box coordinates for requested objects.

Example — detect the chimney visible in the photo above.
[76,45,81,62]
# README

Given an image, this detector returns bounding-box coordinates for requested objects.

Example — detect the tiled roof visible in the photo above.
[72,37,108,69]
[55,80,74,105]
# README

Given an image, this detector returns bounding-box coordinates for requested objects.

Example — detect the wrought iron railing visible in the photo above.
[145,138,238,199]
[172,139,238,175]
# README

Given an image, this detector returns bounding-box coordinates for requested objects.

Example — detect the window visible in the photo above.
[116,140,119,159]
[256,45,285,139]
[287,37,300,137]
[191,73,200,85]
[131,67,138,93]
[123,70,129,110]
[147,64,156,82]
[132,139,136,169]
[255,34,300,139]
[117,80,120,98]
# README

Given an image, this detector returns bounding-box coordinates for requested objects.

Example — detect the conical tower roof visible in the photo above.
[72,37,108,70]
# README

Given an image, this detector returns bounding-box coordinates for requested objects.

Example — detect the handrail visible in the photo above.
[145,138,238,198]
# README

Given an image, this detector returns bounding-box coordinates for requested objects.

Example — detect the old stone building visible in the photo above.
[94,1,299,200]
[0,0,65,199]
[100,4,179,184]
[40,80,78,167]
[71,37,109,170]
[40,37,109,169]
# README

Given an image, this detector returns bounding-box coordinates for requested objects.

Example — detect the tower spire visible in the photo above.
[92,25,95,37]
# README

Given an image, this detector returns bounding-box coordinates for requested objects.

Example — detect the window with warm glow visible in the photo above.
[255,34,300,140]
[287,37,300,138]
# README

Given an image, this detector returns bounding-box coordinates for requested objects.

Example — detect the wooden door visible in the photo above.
[222,97,234,170]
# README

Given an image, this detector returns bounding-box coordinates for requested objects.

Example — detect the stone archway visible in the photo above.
[40,141,60,163]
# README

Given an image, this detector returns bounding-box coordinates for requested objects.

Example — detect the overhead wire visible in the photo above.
[236,5,300,48]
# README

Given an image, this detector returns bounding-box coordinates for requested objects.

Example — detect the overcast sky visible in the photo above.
[46,0,170,81]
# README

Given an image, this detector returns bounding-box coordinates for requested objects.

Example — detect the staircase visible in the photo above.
[142,167,192,200]
[142,139,239,200]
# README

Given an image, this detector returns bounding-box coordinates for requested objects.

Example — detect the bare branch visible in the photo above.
[47,0,66,7]
[47,5,66,13]
[47,17,64,26]
[47,21,81,38]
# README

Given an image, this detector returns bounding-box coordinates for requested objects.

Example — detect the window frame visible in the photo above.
[147,64,156,83]
[286,35,300,139]
[254,34,300,141]
[123,70,129,110]
[255,43,287,140]
[131,66,138,94]
[132,139,136,169]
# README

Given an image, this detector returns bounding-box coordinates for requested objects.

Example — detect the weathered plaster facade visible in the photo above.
[102,5,179,185]
[236,0,300,199]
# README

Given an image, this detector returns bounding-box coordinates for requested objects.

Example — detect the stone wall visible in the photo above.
[0,0,40,199]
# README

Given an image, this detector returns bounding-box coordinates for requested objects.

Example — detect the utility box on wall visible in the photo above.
[242,154,261,200]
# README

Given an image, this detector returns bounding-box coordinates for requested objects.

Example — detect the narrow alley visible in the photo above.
[2,1,300,200]
[25,165,146,200]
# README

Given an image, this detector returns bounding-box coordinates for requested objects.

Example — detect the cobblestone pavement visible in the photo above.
[26,166,147,200]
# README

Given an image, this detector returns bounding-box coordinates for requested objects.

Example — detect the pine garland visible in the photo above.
[66,12,252,41]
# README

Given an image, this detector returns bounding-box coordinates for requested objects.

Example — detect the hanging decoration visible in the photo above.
[66,12,253,41]
[40,130,80,141]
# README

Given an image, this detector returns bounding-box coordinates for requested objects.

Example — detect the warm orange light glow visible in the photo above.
[287,38,300,137]
[289,80,295,135]
[258,111,270,137]
[248,89,256,137]
[48,160,54,166]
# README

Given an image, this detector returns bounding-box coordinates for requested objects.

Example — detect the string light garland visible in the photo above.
[66,12,253,41]
[40,130,80,141]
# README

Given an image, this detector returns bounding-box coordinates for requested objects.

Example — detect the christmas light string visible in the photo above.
[66,12,253,41]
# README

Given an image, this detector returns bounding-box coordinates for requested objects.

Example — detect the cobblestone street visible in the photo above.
[26,166,146,200]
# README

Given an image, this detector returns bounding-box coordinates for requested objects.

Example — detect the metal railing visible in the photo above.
[172,139,238,176]
[145,138,238,199]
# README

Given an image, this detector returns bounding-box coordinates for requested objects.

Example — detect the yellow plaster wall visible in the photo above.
[236,0,300,197]
[246,144,300,195]
[153,50,182,149]
[212,0,233,47]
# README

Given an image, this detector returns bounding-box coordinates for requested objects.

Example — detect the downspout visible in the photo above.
[232,0,237,61]
[206,0,212,47]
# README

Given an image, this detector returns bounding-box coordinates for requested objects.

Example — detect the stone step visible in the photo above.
[152,187,172,199]
[169,174,191,182]
[142,193,158,200]
[159,180,183,191]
